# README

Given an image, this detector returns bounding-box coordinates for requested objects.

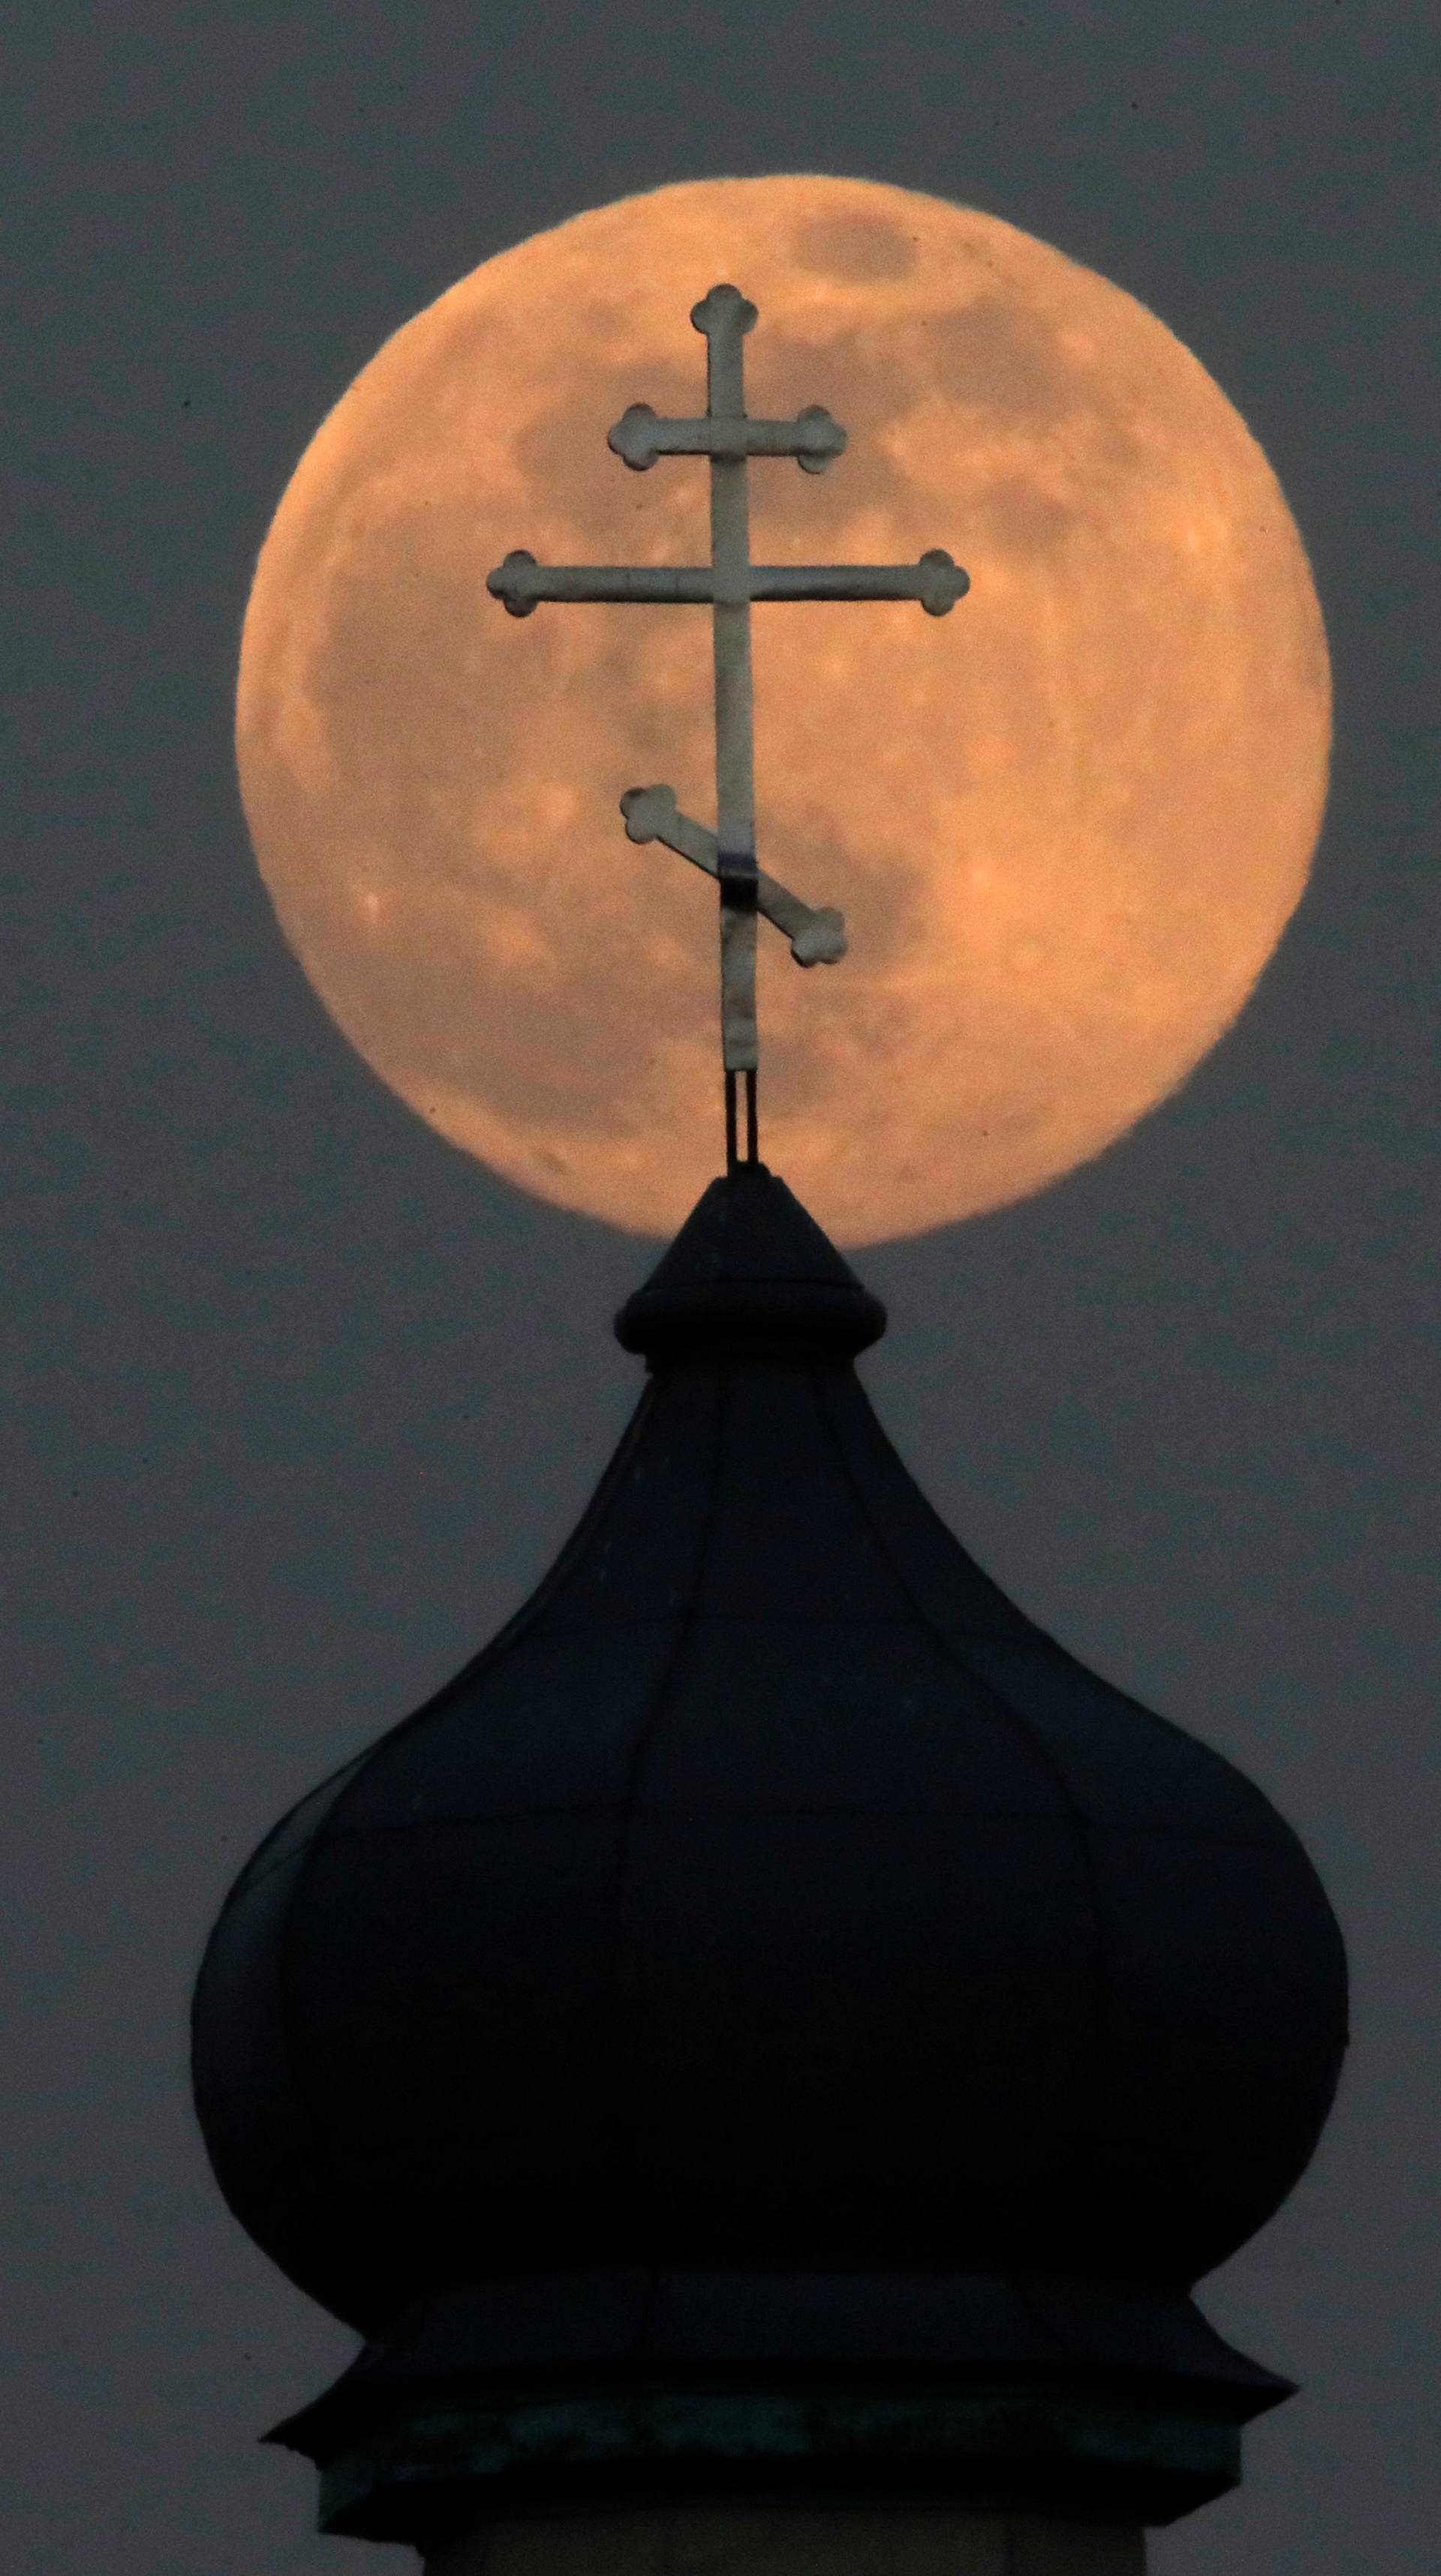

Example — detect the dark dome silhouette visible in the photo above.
[192,1167,1347,2345]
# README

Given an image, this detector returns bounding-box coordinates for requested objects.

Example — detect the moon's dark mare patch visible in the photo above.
[792,211,919,281]
[922,298,1083,425]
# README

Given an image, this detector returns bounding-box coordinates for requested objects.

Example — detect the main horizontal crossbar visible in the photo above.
[489,548,969,618]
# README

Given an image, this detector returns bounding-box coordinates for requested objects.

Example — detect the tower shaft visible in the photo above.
[427,2508,1145,2576]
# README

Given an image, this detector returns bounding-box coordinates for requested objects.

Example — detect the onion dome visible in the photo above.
[191,1167,1347,2547]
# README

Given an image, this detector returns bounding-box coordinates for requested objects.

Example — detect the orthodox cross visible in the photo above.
[488,283,968,1170]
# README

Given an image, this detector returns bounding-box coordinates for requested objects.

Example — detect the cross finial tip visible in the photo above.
[916,547,970,615]
[690,283,758,339]
[487,549,539,617]
[608,403,660,471]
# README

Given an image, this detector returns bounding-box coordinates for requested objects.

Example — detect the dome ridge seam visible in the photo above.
[811,1365,1118,2122]
[603,1358,737,2162]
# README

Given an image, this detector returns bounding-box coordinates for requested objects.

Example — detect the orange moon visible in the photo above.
[237,176,1329,1244]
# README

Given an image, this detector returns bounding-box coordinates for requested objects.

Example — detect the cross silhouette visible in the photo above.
[488,283,968,1169]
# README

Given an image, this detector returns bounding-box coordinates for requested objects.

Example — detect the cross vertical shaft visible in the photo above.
[696,287,761,1142]
[702,288,757,874]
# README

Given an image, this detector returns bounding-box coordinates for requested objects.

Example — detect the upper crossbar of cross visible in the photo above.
[487,283,968,1169]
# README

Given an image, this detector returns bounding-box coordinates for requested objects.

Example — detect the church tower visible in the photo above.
[192,283,1348,2574]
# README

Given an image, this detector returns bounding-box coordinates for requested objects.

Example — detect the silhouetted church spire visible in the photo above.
[192,1163,1346,2561]
[196,275,1345,2576]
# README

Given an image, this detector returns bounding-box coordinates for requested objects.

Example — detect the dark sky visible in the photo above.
[2,6,1436,2571]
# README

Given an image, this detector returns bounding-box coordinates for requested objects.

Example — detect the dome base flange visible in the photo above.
[267,2271,1291,2550]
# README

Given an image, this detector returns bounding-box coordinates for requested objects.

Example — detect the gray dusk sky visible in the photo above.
[2,7,1436,2573]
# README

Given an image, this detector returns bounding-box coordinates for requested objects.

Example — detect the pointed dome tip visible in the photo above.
[615,1163,886,1365]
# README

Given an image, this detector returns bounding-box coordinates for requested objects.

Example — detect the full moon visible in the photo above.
[238,176,1329,1243]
